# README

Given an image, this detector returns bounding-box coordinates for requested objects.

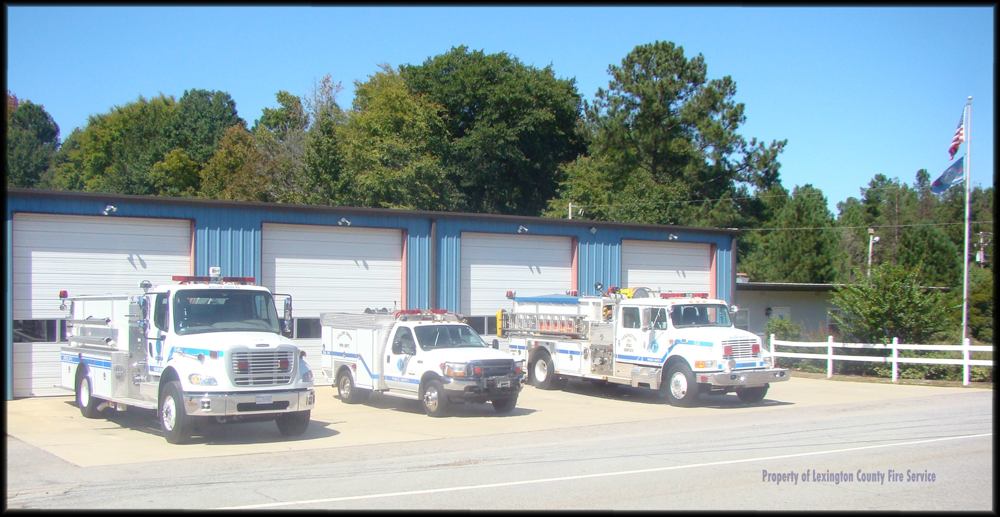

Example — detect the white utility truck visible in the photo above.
[499,284,789,406]
[59,270,316,443]
[320,309,524,417]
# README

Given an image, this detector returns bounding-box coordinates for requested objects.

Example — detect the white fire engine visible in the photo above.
[499,284,789,406]
[320,309,524,417]
[59,269,316,443]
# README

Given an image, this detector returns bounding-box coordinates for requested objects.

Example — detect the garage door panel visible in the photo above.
[461,232,573,316]
[621,240,711,294]
[262,223,403,318]
[13,214,192,320]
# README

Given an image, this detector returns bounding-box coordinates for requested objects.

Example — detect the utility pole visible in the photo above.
[867,227,880,277]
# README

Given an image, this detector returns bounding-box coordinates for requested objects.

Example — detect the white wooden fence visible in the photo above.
[770,336,994,386]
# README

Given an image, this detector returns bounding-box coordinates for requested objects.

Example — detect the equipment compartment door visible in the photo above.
[554,343,582,375]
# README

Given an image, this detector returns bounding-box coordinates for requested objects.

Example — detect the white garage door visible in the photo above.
[12,213,193,319]
[461,232,573,316]
[621,240,712,295]
[12,213,192,397]
[261,223,403,318]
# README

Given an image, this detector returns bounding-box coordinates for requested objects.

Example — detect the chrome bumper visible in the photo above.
[181,389,316,416]
[441,376,523,395]
[705,368,790,387]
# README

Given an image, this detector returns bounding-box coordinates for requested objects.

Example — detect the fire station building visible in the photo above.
[5,188,738,399]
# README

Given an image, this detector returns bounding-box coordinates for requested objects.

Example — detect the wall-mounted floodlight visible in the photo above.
[338,217,351,226]
[517,225,529,234]
[668,233,678,240]
[103,205,117,215]
[589,227,597,235]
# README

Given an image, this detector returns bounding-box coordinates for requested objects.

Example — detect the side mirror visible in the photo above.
[281,319,293,337]
[492,338,500,350]
[283,297,292,321]
[730,304,739,313]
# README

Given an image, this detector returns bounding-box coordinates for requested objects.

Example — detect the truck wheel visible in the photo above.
[421,379,449,417]
[491,395,518,414]
[337,370,369,404]
[76,373,102,419]
[662,363,699,407]
[736,385,769,403]
[276,410,311,437]
[532,354,560,390]
[160,381,192,444]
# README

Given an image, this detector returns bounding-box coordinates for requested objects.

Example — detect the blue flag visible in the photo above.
[931,157,965,194]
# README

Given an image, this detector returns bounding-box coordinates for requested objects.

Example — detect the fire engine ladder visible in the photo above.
[502,312,588,337]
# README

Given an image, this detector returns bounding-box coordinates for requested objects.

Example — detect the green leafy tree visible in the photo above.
[400,46,586,215]
[149,149,200,198]
[172,89,244,165]
[831,264,944,344]
[302,74,348,206]
[7,98,60,188]
[745,185,840,283]
[896,226,960,287]
[338,65,460,211]
[548,41,786,226]
[252,91,310,203]
[940,266,993,343]
[199,124,269,202]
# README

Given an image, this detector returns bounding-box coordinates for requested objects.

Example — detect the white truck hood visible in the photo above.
[662,326,759,345]
[171,331,293,351]
[420,346,513,363]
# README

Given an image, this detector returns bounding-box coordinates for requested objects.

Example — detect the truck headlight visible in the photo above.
[514,360,524,375]
[189,374,218,386]
[301,369,314,382]
[694,360,716,369]
[442,362,469,377]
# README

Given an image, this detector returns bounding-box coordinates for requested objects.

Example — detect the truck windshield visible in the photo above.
[669,304,733,328]
[413,324,488,350]
[173,289,280,335]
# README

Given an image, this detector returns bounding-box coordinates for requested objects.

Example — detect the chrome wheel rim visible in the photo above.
[79,378,90,407]
[670,372,688,400]
[423,386,440,412]
[534,360,548,383]
[162,396,177,431]
[339,376,351,399]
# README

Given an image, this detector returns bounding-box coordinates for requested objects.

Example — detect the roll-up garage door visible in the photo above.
[621,240,712,295]
[12,213,192,397]
[461,232,573,317]
[261,223,403,317]
[262,223,403,364]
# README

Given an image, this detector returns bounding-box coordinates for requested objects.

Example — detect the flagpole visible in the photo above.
[961,97,971,345]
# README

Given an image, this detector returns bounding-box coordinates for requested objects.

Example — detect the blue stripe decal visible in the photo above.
[61,355,112,369]
[323,350,359,359]
[556,349,581,356]
[384,375,420,385]
[509,344,526,350]
[167,347,224,361]
[735,362,762,369]
[359,355,376,380]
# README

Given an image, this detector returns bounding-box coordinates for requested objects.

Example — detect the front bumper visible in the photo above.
[703,368,790,387]
[181,388,316,416]
[442,375,523,398]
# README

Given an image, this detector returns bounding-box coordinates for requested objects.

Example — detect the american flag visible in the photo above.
[948,112,965,160]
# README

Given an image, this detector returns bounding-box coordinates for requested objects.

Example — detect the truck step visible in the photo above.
[105,397,158,411]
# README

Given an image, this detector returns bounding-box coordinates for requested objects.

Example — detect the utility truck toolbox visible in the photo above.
[321,309,524,417]
[499,284,789,407]
[58,271,315,444]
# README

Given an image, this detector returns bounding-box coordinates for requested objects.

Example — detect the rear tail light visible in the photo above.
[473,367,482,374]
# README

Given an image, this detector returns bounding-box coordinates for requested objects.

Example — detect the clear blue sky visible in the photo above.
[7,6,994,215]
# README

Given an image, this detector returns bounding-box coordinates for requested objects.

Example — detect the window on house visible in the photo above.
[294,318,321,339]
[735,309,750,331]
[12,320,67,343]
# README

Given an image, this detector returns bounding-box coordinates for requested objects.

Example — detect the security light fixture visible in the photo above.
[338,217,351,226]
[103,205,117,215]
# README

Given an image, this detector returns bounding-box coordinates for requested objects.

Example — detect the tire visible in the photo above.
[531,353,560,390]
[337,370,369,404]
[661,362,699,407]
[491,395,518,414]
[275,410,311,437]
[736,385,769,404]
[160,381,192,444]
[421,379,449,417]
[76,373,102,419]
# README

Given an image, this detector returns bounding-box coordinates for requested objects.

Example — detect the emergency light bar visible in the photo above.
[172,275,256,285]
[660,292,709,298]
[394,309,461,322]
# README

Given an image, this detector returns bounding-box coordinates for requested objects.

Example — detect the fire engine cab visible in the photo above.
[59,269,316,443]
[499,284,789,406]
[321,309,524,416]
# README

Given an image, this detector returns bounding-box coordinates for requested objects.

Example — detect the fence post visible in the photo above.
[769,334,776,368]
[891,337,898,383]
[963,338,971,386]
[827,335,834,379]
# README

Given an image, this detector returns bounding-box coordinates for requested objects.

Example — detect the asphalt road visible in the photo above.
[5,377,993,510]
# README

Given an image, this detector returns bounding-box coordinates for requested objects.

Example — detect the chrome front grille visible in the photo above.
[722,338,758,360]
[230,350,294,386]
[477,359,515,378]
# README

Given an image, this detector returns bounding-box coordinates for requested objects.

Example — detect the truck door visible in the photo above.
[385,326,419,393]
[616,306,651,363]
[147,292,170,377]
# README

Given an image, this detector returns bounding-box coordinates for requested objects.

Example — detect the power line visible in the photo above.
[739,221,994,232]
